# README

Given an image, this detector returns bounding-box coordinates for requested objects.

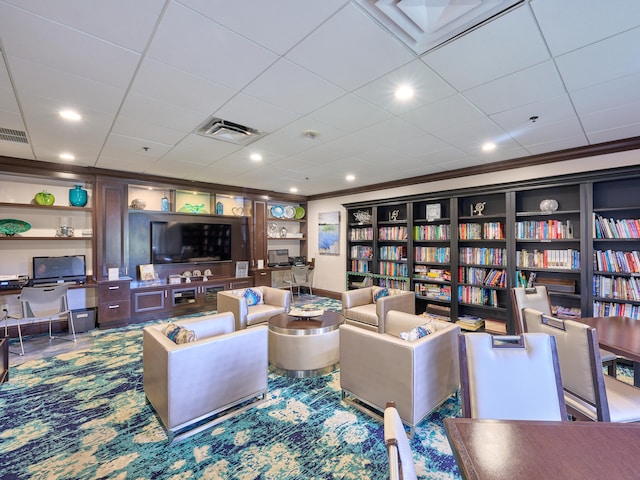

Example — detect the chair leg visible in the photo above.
[49,312,77,343]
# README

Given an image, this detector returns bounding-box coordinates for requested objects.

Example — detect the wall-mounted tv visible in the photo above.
[32,255,87,285]
[151,221,232,264]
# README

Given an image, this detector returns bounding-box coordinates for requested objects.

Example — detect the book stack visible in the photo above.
[456,315,485,331]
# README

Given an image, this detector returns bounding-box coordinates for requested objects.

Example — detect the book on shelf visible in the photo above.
[139,264,156,281]
[456,314,485,331]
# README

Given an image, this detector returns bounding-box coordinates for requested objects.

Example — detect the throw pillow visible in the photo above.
[164,322,197,344]
[244,288,263,306]
[399,323,434,341]
[372,286,390,302]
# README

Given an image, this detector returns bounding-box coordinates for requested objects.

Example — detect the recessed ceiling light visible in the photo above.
[290,187,298,193]
[482,142,496,152]
[250,153,262,161]
[59,109,82,121]
[346,174,355,181]
[59,152,75,160]
[394,85,414,100]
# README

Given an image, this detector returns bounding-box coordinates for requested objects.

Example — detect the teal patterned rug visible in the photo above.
[0,296,462,480]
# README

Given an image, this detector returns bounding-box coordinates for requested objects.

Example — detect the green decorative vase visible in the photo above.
[69,185,88,207]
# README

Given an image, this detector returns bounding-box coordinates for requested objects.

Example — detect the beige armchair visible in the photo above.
[217,286,291,330]
[341,286,415,333]
[143,312,268,442]
[340,310,460,435]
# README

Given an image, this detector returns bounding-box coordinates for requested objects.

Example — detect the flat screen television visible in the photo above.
[151,221,232,264]
[32,255,87,285]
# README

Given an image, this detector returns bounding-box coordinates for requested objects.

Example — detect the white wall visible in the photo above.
[307,150,640,294]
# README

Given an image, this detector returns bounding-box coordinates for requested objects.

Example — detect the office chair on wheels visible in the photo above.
[4,285,75,356]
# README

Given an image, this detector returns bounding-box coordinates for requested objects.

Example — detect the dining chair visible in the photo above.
[5,285,75,355]
[512,286,617,377]
[384,401,418,480]
[284,265,313,296]
[521,308,640,422]
[459,332,568,421]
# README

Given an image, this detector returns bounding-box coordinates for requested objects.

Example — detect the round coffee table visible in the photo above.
[268,310,343,378]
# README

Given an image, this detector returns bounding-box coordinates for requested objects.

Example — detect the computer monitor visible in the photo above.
[267,249,290,267]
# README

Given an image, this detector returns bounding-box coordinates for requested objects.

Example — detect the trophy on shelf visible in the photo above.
[472,202,486,216]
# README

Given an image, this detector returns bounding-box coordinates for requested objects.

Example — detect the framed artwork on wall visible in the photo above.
[318,211,340,255]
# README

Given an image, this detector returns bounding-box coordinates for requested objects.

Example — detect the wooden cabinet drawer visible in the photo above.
[99,281,130,302]
[98,300,131,324]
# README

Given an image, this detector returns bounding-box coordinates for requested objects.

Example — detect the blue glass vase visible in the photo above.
[69,185,88,207]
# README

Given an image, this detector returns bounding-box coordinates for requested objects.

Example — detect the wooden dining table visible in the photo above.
[444,417,640,480]
[575,316,640,386]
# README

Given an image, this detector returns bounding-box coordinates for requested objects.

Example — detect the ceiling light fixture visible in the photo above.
[59,152,75,160]
[394,85,414,100]
[250,153,263,161]
[59,110,82,121]
[346,174,356,181]
[482,142,496,152]
[290,187,298,193]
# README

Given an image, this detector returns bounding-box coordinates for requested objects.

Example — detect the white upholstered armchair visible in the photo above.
[341,286,415,333]
[340,310,460,435]
[143,312,268,442]
[216,286,291,330]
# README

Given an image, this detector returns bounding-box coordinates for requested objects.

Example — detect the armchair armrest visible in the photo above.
[376,292,415,333]
[262,287,291,311]
[341,287,373,311]
[216,291,248,330]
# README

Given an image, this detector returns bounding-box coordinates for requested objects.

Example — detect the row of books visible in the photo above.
[457,286,501,307]
[379,245,407,261]
[515,219,574,239]
[593,249,640,273]
[414,283,451,300]
[378,261,409,277]
[459,247,507,266]
[593,214,640,239]
[349,227,373,241]
[378,226,408,241]
[414,266,451,282]
[414,246,450,263]
[349,245,373,259]
[378,278,410,290]
[414,224,451,240]
[349,260,371,273]
[456,315,485,331]
[459,267,506,287]
[593,301,640,317]
[516,249,580,269]
[458,222,505,240]
[593,274,640,301]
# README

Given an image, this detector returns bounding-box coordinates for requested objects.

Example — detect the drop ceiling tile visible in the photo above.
[308,94,391,133]
[354,60,457,115]
[118,92,206,133]
[587,124,640,145]
[423,5,549,91]
[556,26,640,92]
[180,0,347,55]
[532,0,640,56]
[94,154,160,175]
[0,110,25,132]
[524,134,590,155]
[505,117,586,149]
[102,134,173,159]
[0,140,33,160]
[489,94,578,133]
[346,117,426,149]
[161,133,241,165]
[146,2,279,90]
[432,117,517,154]
[465,61,565,115]
[111,116,189,146]
[131,59,237,115]
[570,72,640,116]
[272,117,346,146]
[580,100,640,135]
[401,94,487,133]
[0,3,141,89]
[286,3,414,91]
[214,92,300,133]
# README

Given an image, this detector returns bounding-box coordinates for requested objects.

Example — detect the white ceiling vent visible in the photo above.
[356,0,524,55]
[196,117,266,146]
[0,127,28,143]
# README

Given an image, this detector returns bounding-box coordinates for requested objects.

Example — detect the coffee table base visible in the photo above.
[269,362,339,379]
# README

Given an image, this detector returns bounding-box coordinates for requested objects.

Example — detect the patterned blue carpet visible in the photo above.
[0,296,462,480]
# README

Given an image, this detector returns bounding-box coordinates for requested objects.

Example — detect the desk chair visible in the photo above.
[512,286,617,376]
[4,285,75,355]
[459,332,568,421]
[384,401,418,480]
[284,265,313,296]
[522,309,640,422]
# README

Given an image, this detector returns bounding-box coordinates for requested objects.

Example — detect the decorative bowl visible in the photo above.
[0,218,31,236]
[539,199,559,212]
[130,198,146,210]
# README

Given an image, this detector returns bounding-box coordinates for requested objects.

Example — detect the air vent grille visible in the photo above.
[0,127,28,143]
[196,117,266,146]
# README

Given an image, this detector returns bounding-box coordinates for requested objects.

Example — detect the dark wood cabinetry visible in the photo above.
[95,179,129,280]
[98,279,131,328]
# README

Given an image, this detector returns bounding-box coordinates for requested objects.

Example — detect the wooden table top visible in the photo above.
[575,316,640,363]
[444,418,640,480]
[268,310,343,335]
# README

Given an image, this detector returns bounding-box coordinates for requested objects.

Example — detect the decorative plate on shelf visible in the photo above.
[284,205,296,219]
[294,206,306,219]
[539,199,559,212]
[271,205,285,218]
[0,219,31,236]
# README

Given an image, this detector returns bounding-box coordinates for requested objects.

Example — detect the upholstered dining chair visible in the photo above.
[459,332,568,421]
[521,309,640,422]
[5,285,75,356]
[512,286,617,377]
[384,401,418,480]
